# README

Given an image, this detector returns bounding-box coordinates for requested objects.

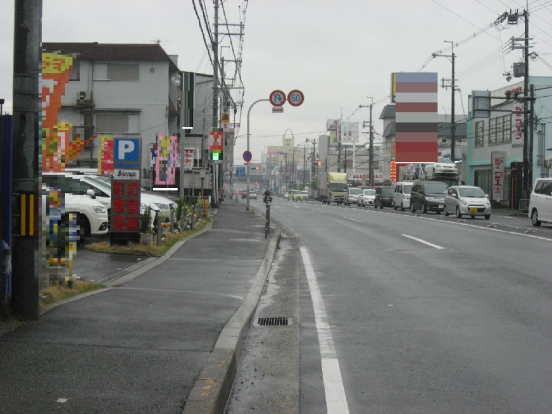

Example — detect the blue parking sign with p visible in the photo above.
[114,138,141,168]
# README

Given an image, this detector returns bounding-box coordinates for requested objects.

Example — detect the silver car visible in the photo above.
[444,185,491,219]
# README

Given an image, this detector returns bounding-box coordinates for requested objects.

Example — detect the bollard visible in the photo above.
[265,200,270,239]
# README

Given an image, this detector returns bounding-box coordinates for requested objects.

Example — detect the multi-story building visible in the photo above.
[467,77,552,208]
[41,42,223,193]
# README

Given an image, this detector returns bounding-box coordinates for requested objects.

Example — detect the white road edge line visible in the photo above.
[401,234,444,249]
[300,246,350,414]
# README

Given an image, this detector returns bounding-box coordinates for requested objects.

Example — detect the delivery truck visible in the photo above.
[317,172,348,204]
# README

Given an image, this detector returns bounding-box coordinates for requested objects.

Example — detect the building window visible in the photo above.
[489,115,512,144]
[475,120,484,147]
[503,115,512,143]
[69,60,80,81]
[489,118,497,144]
[107,64,139,81]
[96,113,139,133]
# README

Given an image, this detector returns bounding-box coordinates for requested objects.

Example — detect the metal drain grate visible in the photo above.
[256,317,292,326]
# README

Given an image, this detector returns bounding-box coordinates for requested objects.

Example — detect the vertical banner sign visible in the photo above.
[184,148,194,169]
[155,134,179,185]
[512,105,524,147]
[492,151,506,202]
[394,72,438,163]
[98,135,114,175]
[111,138,141,244]
[41,53,96,171]
[41,53,73,172]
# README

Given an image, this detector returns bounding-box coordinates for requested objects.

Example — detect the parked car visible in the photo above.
[528,178,552,226]
[358,188,376,207]
[444,185,491,219]
[393,182,413,211]
[345,187,362,205]
[374,186,395,209]
[410,181,448,214]
[295,191,309,201]
[42,172,177,221]
[283,192,289,200]
[42,185,109,243]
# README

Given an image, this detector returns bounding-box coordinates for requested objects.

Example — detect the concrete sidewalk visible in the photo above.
[0,201,278,414]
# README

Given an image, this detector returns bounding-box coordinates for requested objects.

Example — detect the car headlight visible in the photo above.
[426,197,435,201]
[485,201,491,207]
[459,198,468,206]
[94,206,107,213]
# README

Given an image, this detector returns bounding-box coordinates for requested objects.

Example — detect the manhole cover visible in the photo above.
[256,317,292,326]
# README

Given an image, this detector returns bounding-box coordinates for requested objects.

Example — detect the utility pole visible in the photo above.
[212,0,219,129]
[505,8,532,196]
[336,119,341,172]
[11,0,42,320]
[360,98,374,186]
[524,9,531,194]
[433,42,456,162]
[303,139,308,189]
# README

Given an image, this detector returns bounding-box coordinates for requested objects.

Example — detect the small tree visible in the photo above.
[140,206,153,233]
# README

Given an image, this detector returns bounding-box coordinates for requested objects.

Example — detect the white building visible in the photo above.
[467,76,552,208]
[42,42,216,178]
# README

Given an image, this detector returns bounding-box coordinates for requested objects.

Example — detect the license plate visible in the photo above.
[438,205,444,208]
[470,207,478,214]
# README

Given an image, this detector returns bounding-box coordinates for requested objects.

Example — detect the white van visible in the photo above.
[529,178,552,226]
[393,182,413,211]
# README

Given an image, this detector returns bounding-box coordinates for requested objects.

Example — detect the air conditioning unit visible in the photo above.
[546,157,552,168]
[77,90,93,104]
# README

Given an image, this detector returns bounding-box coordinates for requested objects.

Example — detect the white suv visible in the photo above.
[529,178,552,226]
[42,186,109,242]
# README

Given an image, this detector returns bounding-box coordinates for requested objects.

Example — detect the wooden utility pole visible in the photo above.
[11,0,42,320]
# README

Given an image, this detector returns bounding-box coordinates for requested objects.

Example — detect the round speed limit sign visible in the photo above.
[287,89,304,107]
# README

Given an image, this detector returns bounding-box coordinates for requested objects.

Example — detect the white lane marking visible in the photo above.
[300,246,350,414]
[344,217,363,223]
[401,234,444,249]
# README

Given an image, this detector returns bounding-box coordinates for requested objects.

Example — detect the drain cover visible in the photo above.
[256,317,292,326]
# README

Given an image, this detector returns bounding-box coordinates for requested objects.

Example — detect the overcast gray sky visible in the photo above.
[2,0,552,164]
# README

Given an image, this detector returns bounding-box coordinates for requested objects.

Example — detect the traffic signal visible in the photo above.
[317,162,322,166]
[390,161,396,182]
[211,149,222,161]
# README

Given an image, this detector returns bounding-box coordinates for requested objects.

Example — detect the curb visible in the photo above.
[182,229,281,414]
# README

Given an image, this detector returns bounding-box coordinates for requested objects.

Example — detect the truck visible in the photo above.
[317,172,349,204]
[399,160,460,188]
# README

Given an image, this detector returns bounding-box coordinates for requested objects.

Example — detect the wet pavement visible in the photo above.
[0,202,280,414]
[74,234,153,284]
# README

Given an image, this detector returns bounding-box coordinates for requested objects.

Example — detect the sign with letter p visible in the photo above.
[114,137,141,168]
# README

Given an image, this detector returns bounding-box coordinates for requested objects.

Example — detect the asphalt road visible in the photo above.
[231,197,552,413]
